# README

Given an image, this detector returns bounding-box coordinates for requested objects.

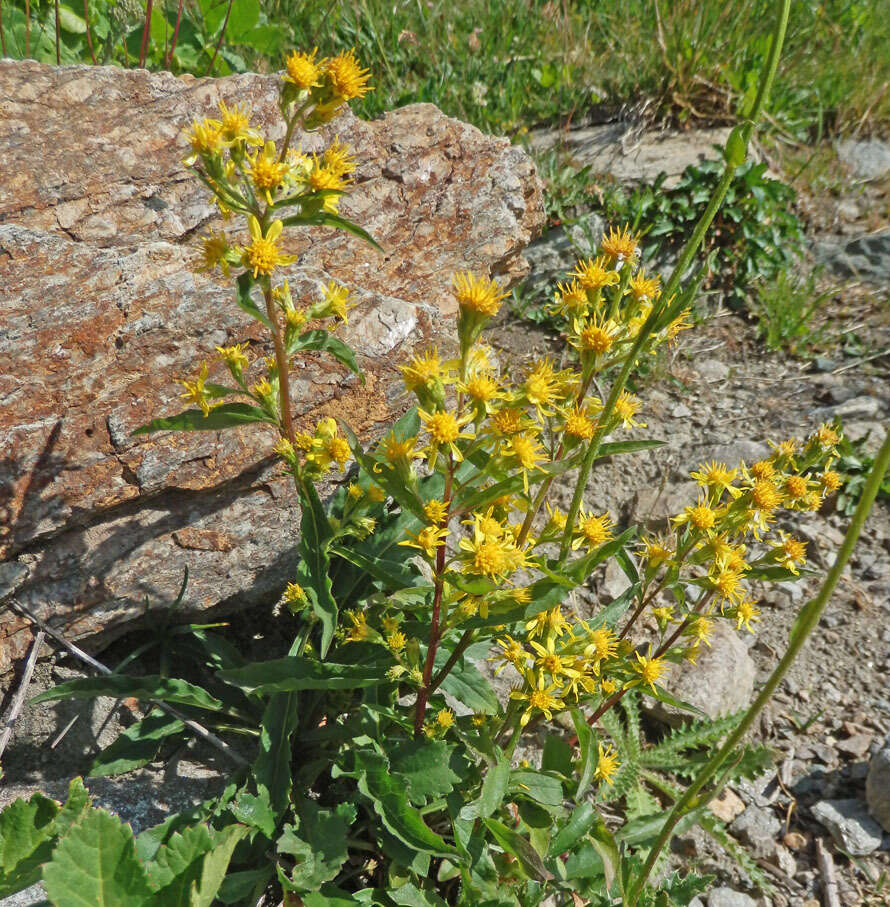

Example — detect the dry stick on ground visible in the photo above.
[7,598,248,769]
[0,630,45,760]
[816,837,842,907]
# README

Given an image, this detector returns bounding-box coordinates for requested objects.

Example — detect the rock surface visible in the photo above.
[814,229,890,284]
[0,61,544,673]
[867,733,890,833]
[810,798,884,855]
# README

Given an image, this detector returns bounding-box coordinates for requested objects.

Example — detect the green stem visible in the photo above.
[626,425,890,905]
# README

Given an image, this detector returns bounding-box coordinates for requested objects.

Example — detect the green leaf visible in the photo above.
[54,778,92,838]
[298,481,337,658]
[438,657,499,715]
[281,211,384,253]
[724,125,748,167]
[389,740,461,804]
[570,710,595,799]
[252,691,300,818]
[482,819,553,882]
[459,754,510,820]
[145,823,215,897]
[218,655,388,694]
[353,750,458,859]
[588,814,620,893]
[230,791,277,839]
[89,709,187,777]
[509,770,564,809]
[541,735,573,776]
[596,440,665,459]
[548,802,598,858]
[277,801,356,892]
[32,676,224,713]
[234,271,272,328]
[43,809,154,907]
[389,881,448,906]
[0,795,60,896]
[57,4,87,33]
[329,545,417,592]
[131,403,272,436]
[287,329,363,381]
[189,824,250,907]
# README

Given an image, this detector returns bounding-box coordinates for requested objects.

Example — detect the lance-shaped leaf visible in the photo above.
[281,211,384,253]
[132,403,273,436]
[482,819,553,882]
[32,676,224,713]
[459,753,510,820]
[297,481,338,658]
[89,709,188,778]
[287,329,362,381]
[218,655,388,694]
[235,271,272,328]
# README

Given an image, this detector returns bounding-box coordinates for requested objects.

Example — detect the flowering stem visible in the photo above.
[627,427,889,905]
[264,285,296,447]
[429,628,476,693]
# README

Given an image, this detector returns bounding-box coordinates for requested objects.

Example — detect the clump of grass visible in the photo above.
[748,268,834,354]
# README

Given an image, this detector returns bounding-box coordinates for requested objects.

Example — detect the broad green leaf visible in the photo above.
[509,770,564,809]
[482,819,553,882]
[234,272,272,328]
[389,740,461,804]
[562,842,604,880]
[548,802,597,858]
[287,329,363,381]
[89,709,187,777]
[596,440,665,458]
[329,545,417,592]
[298,481,337,658]
[389,881,448,906]
[277,801,356,892]
[230,791,277,839]
[281,211,384,253]
[54,778,92,838]
[216,867,274,904]
[131,403,272,436]
[190,824,250,907]
[648,683,706,718]
[353,750,458,859]
[589,814,620,893]
[145,823,215,896]
[43,809,154,906]
[438,657,498,715]
[218,655,387,694]
[541,735,573,776]
[32,676,224,713]
[0,795,59,896]
[57,4,87,33]
[459,754,509,820]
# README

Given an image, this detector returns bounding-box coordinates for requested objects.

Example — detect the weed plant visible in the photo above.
[2,7,890,906]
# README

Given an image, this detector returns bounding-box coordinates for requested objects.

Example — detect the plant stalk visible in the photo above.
[626,426,890,905]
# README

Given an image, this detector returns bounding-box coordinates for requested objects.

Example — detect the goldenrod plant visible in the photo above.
[2,7,889,905]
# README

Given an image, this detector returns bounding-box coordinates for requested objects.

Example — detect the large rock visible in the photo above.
[0,61,544,672]
[867,733,890,833]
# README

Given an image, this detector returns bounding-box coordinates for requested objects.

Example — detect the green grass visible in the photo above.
[4,0,890,139]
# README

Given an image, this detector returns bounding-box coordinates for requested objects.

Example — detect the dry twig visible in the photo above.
[0,630,45,760]
[816,837,842,907]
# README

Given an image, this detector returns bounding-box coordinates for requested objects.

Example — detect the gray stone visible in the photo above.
[601,558,633,601]
[697,358,731,382]
[811,798,884,855]
[837,139,890,181]
[828,395,883,420]
[631,480,699,528]
[730,804,782,859]
[701,440,771,468]
[814,230,890,284]
[529,122,731,187]
[648,622,756,725]
[867,733,890,833]
[707,887,758,907]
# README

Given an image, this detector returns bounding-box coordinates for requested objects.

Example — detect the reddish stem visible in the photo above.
[53,0,60,63]
[204,0,233,76]
[83,0,97,64]
[165,0,183,68]
[138,0,153,67]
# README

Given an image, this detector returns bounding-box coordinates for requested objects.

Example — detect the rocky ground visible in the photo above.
[2,125,889,906]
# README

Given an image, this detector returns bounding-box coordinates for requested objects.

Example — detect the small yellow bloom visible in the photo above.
[243,217,296,279]
[629,268,660,301]
[452,271,507,317]
[575,315,617,356]
[387,631,407,652]
[217,100,262,146]
[398,525,449,559]
[424,499,449,524]
[733,596,761,633]
[186,117,223,160]
[284,47,324,90]
[632,650,666,691]
[325,49,373,102]
[283,582,307,604]
[673,500,719,533]
[419,407,474,465]
[491,635,526,675]
[601,225,638,261]
[642,537,672,567]
[246,141,290,204]
[571,256,620,292]
[583,626,618,662]
[613,391,645,429]
[563,405,596,441]
[525,606,570,641]
[820,470,842,494]
[572,509,614,551]
[553,279,590,319]
[216,341,249,375]
[751,479,782,514]
[178,361,220,417]
[500,432,547,492]
[197,230,231,275]
[690,461,741,498]
[511,673,566,727]
[435,708,455,729]
[594,742,620,784]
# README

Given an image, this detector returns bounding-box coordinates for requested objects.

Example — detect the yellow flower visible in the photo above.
[642,537,672,567]
[750,459,775,480]
[424,499,449,524]
[325,436,352,472]
[594,742,620,785]
[216,99,262,146]
[571,256,620,292]
[574,315,618,356]
[511,673,566,727]
[583,626,618,662]
[459,530,519,580]
[553,279,590,319]
[733,596,761,633]
[307,157,350,213]
[460,372,503,413]
[283,582,307,605]
[216,341,250,376]
[436,708,455,729]
[178,361,220,417]
[819,470,842,494]
[751,479,782,514]
[489,407,526,436]
[783,474,810,503]
[690,461,741,498]
[379,431,420,470]
[629,268,660,301]
[315,281,353,324]
[572,509,614,551]
[284,47,324,89]
[601,225,638,261]
[387,631,407,652]
[246,141,290,204]
[525,606,570,641]
[399,525,449,559]
[632,650,666,691]
[523,358,566,415]
[710,566,745,605]
[811,423,840,450]
[400,348,448,393]
[345,609,371,643]
[492,635,526,675]
[613,391,645,429]
[529,636,580,680]
[197,230,231,275]
[419,408,474,465]
[772,531,807,573]
[185,117,223,161]
[673,499,718,533]
[452,271,507,317]
[690,616,714,646]
[325,49,373,102]
[500,432,547,492]
[243,217,296,278]
[562,405,596,441]
[322,138,356,178]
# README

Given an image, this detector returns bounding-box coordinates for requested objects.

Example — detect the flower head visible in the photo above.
[243,217,296,279]
[246,141,290,204]
[399,525,449,559]
[178,361,220,417]
[325,49,373,102]
[284,47,324,90]
[633,650,666,691]
[571,256,620,292]
[594,742,620,785]
[452,271,507,318]
[601,225,638,261]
